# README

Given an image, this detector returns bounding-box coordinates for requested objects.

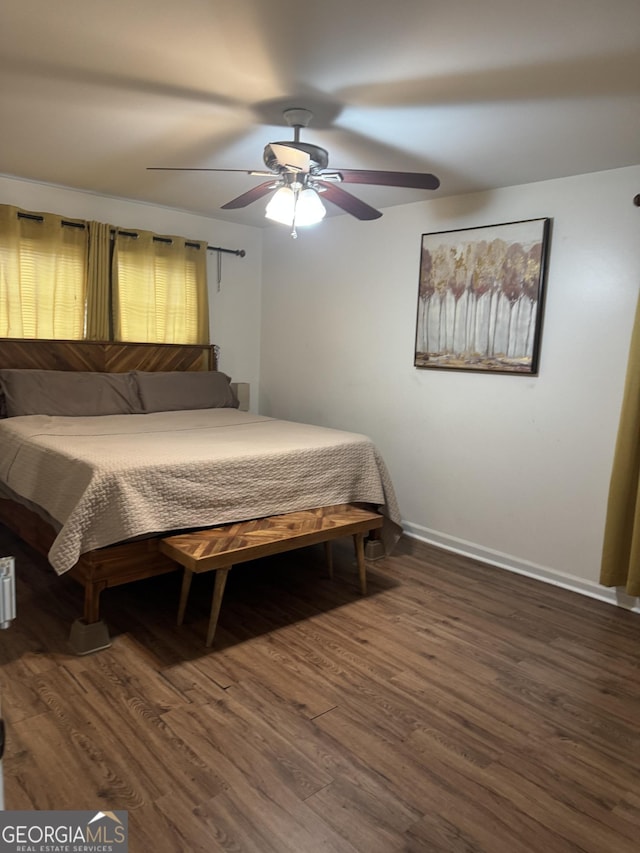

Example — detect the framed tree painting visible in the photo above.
[414,218,550,374]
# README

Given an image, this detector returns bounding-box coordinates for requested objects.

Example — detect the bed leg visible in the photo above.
[68,580,111,655]
[83,580,106,624]
[68,619,112,655]
[364,527,385,561]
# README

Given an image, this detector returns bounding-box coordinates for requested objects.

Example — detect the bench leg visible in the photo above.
[353,533,367,596]
[177,569,193,626]
[324,540,334,580]
[206,568,230,647]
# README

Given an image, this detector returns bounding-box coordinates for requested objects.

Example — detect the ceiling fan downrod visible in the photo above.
[282,107,314,143]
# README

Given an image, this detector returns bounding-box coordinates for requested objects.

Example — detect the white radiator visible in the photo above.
[0,557,13,810]
[0,557,15,630]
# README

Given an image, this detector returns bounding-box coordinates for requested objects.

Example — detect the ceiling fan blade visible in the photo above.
[220,180,278,210]
[317,182,382,220]
[147,167,274,176]
[268,144,311,173]
[333,169,440,190]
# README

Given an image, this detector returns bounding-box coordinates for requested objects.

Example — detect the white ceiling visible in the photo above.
[1,0,639,228]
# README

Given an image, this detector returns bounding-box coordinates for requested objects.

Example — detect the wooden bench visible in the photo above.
[159,504,384,646]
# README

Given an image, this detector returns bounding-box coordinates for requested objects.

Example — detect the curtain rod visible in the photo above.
[206,245,245,257]
[16,212,246,258]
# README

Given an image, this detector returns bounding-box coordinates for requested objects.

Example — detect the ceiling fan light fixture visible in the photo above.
[264,185,326,229]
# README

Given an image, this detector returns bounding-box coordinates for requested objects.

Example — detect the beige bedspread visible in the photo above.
[0,409,401,574]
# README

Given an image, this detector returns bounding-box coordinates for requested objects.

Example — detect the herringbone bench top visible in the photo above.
[160,503,383,573]
[161,504,384,646]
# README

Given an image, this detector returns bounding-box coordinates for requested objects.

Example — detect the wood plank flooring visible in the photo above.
[0,523,638,852]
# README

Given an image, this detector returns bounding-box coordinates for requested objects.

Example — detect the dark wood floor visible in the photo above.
[0,524,639,853]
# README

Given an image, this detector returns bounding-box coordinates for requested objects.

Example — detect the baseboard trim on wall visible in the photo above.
[402,520,640,615]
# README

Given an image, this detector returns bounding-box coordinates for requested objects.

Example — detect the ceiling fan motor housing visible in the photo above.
[263,141,329,172]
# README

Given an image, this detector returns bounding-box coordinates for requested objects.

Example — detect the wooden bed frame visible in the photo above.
[0,337,218,651]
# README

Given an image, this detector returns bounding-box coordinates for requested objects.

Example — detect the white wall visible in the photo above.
[0,175,263,399]
[260,164,640,606]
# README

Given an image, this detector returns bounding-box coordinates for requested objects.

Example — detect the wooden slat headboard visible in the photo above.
[0,339,217,372]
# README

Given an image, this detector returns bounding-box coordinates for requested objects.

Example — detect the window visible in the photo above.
[113,230,209,345]
[0,207,87,339]
[0,206,209,344]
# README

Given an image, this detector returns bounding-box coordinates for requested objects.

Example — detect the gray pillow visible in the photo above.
[134,370,239,413]
[0,369,143,417]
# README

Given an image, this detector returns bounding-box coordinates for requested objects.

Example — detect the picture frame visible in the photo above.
[414,218,550,375]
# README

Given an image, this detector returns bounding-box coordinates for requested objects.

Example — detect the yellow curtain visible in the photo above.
[112,229,209,344]
[85,220,112,340]
[600,291,640,596]
[0,204,87,339]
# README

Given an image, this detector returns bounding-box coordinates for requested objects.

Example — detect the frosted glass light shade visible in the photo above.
[265,186,326,227]
[265,186,296,225]
[295,188,326,225]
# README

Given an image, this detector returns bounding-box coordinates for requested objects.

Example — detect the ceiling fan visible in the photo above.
[148,108,440,237]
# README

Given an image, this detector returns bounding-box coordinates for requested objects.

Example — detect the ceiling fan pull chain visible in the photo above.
[290,184,300,238]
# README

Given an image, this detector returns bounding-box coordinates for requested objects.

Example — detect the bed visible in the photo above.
[0,338,401,649]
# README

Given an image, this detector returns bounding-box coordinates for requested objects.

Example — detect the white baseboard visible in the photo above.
[402,520,640,614]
